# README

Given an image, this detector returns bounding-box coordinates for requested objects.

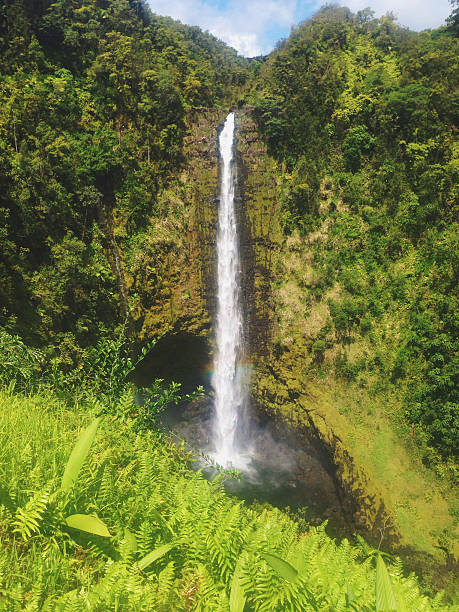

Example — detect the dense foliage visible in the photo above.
[1,1,456,459]
[0,1,457,606]
[0,389,450,610]
[0,0,249,364]
[250,5,458,459]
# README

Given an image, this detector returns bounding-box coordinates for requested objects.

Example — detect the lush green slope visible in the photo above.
[0,389,452,610]
[249,5,458,461]
[0,0,248,364]
[0,1,457,605]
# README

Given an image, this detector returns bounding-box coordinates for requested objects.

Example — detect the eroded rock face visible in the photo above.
[131,109,280,389]
[252,353,393,541]
[127,108,227,347]
[128,109,453,581]
[235,109,281,360]
[234,111,402,549]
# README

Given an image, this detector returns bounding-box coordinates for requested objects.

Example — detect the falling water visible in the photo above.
[212,112,250,469]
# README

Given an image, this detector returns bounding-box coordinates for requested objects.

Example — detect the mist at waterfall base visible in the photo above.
[160,392,346,530]
[157,113,347,531]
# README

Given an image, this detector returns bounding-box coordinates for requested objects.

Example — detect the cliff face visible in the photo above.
[129,109,226,342]
[126,108,225,390]
[234,111,457,582]
[235,110,281,360]
[127,108,456,582]
[130,108,279,386]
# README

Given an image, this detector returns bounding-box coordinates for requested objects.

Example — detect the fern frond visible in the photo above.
[12,486,51,540]
[136,520,157,556]
[190,563,228,611]
[96,460,114,509]
[157,560,176,600]
[206,502,243,582]
[116,389,135,420]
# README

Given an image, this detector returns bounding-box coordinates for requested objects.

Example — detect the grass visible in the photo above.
[299,378,458,594]
[0,386,453,610]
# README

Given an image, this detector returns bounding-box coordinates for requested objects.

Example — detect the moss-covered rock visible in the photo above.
[123,108,227,344]
[235,109,457,593]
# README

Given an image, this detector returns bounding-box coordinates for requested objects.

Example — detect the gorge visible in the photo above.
[0,1,457,607]
[134,106,457,591]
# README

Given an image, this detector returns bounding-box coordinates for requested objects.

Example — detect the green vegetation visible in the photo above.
[249,5,458,462]
[0,0,249,366]
[0,388,452,610]
[0,0,458,607]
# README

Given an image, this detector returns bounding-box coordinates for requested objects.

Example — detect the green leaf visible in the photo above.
[151,508,175,535]
[260,551,298,582]
[124,528,138,553]
[230,556,246,612]
[65,513,111,537]
[61,418,100,491]
[138,543,174,570]
[376,554,398,611]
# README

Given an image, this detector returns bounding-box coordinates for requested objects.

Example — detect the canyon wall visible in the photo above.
[130,109,456,580]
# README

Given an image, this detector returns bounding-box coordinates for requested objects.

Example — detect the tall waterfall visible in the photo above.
[212,112,249,469]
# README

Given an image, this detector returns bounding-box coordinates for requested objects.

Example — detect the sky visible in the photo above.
[146,0,452,57]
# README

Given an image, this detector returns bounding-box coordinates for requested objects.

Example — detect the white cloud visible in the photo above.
[147,0,452,57]
[224,33,260,58]
[342,0,451,31]
[147,0,300,56]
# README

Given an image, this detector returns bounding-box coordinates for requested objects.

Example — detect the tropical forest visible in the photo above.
[0,0,457,609]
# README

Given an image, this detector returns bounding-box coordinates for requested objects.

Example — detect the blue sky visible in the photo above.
[147,0,452,56]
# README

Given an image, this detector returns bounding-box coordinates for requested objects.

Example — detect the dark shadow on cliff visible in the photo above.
[133,331,212,394]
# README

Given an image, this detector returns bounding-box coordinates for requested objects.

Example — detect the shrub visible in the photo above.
[342,125,376,171]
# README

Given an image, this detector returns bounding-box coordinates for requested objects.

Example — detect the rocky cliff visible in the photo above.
[130,108,456,587]
[129,108,225,389]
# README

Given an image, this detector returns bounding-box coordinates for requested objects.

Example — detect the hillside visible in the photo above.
[0,0,248,363]
[0,0,458,608]
[239,4,458,586]
[249,4,458,460]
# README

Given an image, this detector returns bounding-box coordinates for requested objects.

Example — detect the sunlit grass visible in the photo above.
[305,379,457,562]
[0,387,450,610]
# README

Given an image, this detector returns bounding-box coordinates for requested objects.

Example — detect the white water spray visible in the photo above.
[212,112,250,469]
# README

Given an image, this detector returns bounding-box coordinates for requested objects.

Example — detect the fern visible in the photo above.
[157,560,176,604]
[207,502,243,582]
[135,520,158,557]
[95,460,114,509]
[0,392,452,612]
[191,563,228,611]
[115,389,136,421]
[12,485,51,540]
[5,582,25,607]
[22,571,44,612]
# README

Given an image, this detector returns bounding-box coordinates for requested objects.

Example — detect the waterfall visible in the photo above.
[212,112,250,469]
